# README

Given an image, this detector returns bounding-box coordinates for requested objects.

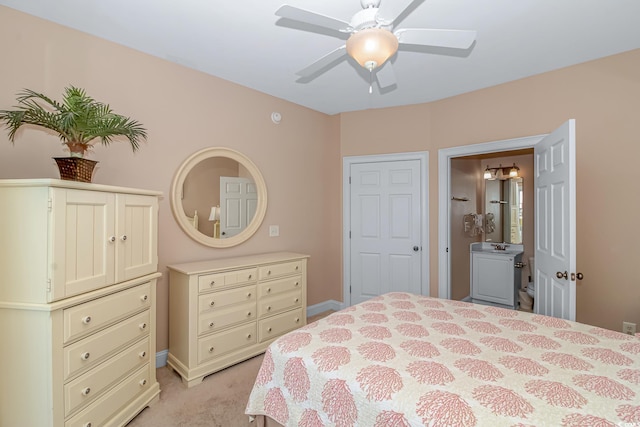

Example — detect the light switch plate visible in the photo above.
[269,225,279,237]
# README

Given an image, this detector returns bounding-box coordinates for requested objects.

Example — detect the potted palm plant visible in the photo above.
[0,86,147,182]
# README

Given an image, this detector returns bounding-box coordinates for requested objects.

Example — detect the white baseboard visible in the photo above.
[307,299,344,317]
[154,300,345,368]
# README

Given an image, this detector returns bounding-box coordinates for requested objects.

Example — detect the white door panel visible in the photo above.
[220,177,257,238]
[535,119,576,320]
[349,160,422,305]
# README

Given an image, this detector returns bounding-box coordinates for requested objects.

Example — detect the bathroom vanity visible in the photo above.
[470,242,524,309]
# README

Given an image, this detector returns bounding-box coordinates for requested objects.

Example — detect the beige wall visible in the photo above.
[0,7,343,352]
[341,49,640,332]
[1,5,639,348]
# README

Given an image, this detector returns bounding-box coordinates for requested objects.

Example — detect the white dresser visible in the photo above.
[0,179,161,427]
[167,252,308,387]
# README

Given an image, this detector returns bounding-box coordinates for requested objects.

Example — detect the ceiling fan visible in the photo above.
[276,0,477,90]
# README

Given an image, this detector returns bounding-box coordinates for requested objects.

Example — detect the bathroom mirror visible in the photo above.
[484,177,523,244]
[170,147,267,248]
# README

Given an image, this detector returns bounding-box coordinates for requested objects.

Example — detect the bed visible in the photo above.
[245,292,640,426]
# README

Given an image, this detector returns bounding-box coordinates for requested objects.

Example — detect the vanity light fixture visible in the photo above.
[484,163,520,180]
[483,166,493,180]
[509,163,520,178]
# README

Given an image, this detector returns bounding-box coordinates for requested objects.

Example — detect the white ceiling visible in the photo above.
[2,0,640,115]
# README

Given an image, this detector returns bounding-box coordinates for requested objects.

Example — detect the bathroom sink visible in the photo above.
[470,242,524,255]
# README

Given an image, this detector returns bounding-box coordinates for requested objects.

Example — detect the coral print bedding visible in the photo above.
[245,292,640,426]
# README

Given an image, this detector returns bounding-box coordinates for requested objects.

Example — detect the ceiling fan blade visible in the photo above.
[276,5,352,32]
[296,45,347,78]
[376,61,397,89]
[376,0,422,26]
[395,29,477,49]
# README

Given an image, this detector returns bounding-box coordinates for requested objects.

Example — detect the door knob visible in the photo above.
[572,272,584,281]
[556,271,568,280]
[413,246,419,252]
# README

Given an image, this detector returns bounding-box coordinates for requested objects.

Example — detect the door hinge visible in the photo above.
[349,285,351,294]
[47,198,52,212]
[46,278,51,292]
[349,176,351,184]
[446,247,449,253]
[349,231,351,239]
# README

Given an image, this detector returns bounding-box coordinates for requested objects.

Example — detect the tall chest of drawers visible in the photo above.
[167,252,308,387]
[0,179,161,427]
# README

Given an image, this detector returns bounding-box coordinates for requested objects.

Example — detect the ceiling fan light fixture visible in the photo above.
[346,28,398,71]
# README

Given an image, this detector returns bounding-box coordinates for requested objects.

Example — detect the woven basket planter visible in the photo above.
[54,157,98,182]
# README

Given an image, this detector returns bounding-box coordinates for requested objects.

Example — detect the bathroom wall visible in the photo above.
[450,158,482,300]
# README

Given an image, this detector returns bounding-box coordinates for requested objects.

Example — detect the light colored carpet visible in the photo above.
[126,311,333,427]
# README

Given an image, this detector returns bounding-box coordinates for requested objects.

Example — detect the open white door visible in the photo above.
[534,120,576,320]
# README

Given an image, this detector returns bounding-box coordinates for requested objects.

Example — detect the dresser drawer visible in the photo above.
[198,284,256,313]
[258,275,302,298]
[64,310,150,380]
[198,301,256,335]
[198,323,256,364]
[65,363,151,427]
[258,289,302,317]
[64,338,150,416]
[63,282,152,344]
[258,308,305,342]
[258,260,302,280]
[198,267,257,293]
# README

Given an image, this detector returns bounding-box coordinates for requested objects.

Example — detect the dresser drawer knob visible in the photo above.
[83,423,92,427]
[267,327,272,333]
[108,236,116,243]
[139,323,147,330]
[209,321,215,328]
[139,379,147,386]
[247,292,252,298]
[81,352,90,361]
[82,316,92,325]
[295,282,299,286]
[247,334,252,339]
[82,387,91,396]
[210,280,216,287]
[209,346,215,353]
[247,312,252,317]
[121,235,127,241]
[295,318,300,323]
[267,306,271,311]
[267,288,271,293]
[248,274,252,279]
[210,301,215,307]
[295,266,299,270]
[140,351,146,358]
[141,295,148,302]
[267,270,271,275]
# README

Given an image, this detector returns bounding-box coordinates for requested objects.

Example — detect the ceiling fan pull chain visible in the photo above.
[369,69,373,94]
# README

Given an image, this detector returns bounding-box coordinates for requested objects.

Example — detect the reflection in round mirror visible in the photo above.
[170,147,267,248]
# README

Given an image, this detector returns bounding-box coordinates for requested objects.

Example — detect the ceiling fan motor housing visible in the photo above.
[350,8,385,31]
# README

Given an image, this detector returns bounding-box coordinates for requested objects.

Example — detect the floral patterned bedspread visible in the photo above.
[245,292,640,426]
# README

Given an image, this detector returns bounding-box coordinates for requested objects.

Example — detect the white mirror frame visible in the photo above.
[170,147,268,248]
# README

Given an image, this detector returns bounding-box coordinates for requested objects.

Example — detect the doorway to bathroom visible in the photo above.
[438,120,578,320]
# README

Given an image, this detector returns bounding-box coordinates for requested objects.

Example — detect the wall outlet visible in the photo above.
[622,322,636,336]
[269,225,280,237]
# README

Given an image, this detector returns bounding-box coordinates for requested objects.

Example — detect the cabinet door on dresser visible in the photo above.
[49,189,158,302]
[50,188,116,300]
[115,193,159,282]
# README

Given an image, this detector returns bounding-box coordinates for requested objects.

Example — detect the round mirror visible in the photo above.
[170,147,267,248]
